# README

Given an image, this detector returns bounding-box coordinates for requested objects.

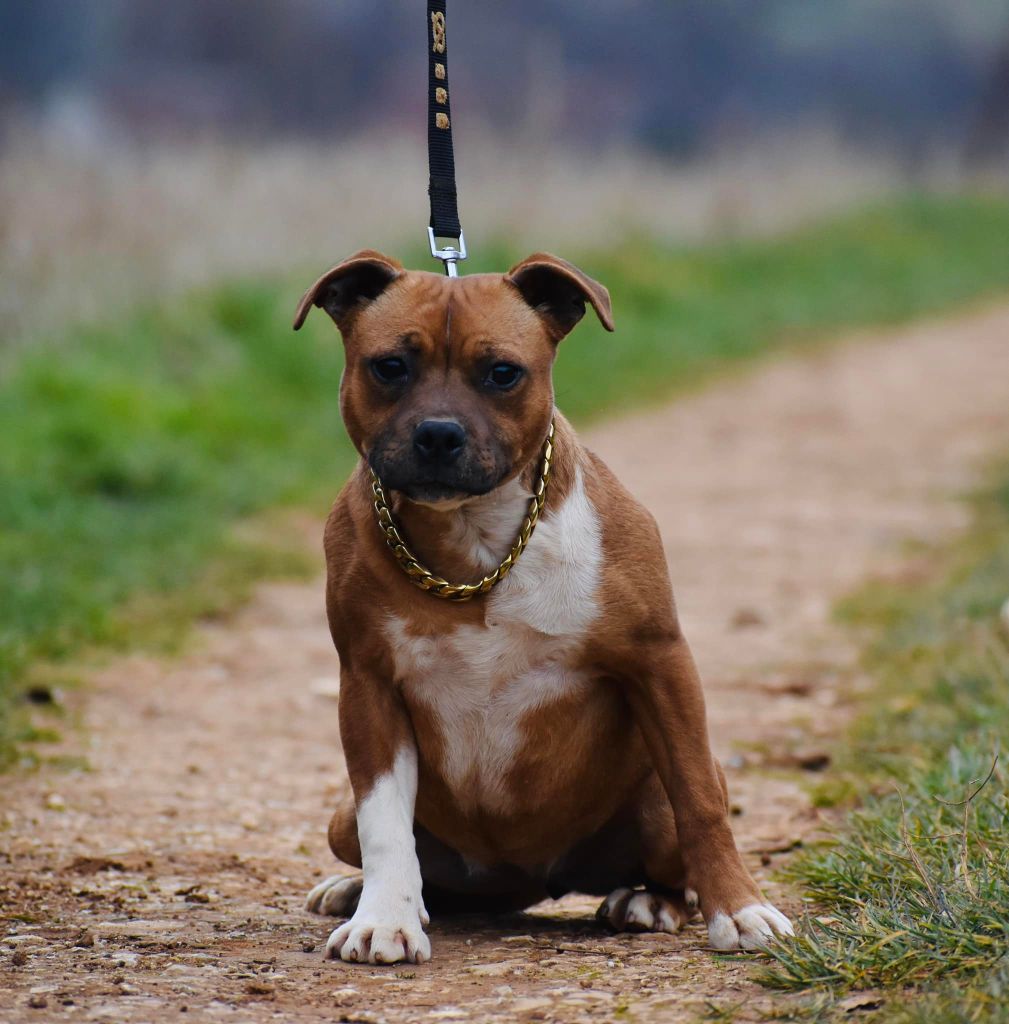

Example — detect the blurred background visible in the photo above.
[5,10,1009,1012]
[2,0,1009,760]
[3,0,1009,339]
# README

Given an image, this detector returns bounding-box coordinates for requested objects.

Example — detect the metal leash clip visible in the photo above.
[428,228,467,277]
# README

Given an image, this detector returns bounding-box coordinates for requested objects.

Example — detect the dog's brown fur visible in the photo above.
[296,252,792,964]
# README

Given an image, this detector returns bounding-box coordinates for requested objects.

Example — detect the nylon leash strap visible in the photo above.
[426,0,466,276]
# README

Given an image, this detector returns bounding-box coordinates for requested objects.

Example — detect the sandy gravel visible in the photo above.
[3,302,1009,1023]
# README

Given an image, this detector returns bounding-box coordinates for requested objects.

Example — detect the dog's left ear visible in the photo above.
[506,252,615,340]
[293,250,403,332]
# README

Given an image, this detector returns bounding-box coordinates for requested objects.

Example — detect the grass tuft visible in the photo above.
[760,461,1009,1017]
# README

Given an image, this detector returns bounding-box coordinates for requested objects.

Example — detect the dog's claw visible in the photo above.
[325,910,430,965]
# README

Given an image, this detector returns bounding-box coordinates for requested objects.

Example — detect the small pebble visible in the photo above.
[28,994,48,1009]
[44,793,65,811]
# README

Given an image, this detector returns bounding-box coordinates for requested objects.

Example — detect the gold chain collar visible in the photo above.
[369,420,555,602]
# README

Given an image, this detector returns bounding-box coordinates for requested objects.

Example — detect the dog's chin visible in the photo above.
[401,480,495,509]
[369,455,510,510]
[391,469,515,509]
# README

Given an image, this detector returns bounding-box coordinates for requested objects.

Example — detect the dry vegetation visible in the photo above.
[0,128,914,347]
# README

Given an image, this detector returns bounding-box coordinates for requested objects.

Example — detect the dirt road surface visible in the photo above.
[4,303,1009,1023]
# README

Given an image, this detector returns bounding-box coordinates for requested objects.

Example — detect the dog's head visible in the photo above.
[294,250,613,505]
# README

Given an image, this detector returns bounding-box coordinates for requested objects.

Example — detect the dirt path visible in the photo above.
[4,303,1009,1023]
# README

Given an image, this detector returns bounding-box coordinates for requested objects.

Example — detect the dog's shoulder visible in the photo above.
[323,464,389,652]
[579,444,665,553]
[577,443,682,653]
[324,465,371,575]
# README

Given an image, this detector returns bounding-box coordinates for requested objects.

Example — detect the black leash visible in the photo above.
[426,0,466,276]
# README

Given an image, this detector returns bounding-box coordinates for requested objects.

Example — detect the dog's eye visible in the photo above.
[371,357,409,385]
[485,363,524,390]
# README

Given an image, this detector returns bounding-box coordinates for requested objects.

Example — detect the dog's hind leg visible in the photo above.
[326,793,362,867]
[595,766,717,934]
[308,796,545,918]
[548,771,701,935]
[306,874,364,917]
[305,792,364,917]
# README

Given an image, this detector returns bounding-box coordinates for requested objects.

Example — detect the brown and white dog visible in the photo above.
[294,250,793,964]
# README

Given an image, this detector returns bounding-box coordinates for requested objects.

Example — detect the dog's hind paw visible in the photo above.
[596,887,693,934]
[305,874,364,917]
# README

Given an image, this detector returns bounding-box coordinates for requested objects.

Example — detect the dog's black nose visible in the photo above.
[413,419,467,465]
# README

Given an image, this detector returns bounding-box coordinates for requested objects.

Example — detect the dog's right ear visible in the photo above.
[293,250,403,331]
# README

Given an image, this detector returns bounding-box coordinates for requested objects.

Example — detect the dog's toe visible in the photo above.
[325,914,431,965]
[596,886,633,927]
[305,874,364,917]
[707,902,794,951]
[596,887,688,934]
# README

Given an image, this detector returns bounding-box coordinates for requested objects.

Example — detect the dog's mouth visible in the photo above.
[401,480,485,506]
[368,451,508,506]
[397,467,513,507]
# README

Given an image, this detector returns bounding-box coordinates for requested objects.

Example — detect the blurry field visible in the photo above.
[3,195,1009,765]
[0,131,906,349]
[762,461,1009,1022]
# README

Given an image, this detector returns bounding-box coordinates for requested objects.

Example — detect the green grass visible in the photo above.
[474,194,1009,422]
[760,462,1009,1020]
[3,194,1009,766]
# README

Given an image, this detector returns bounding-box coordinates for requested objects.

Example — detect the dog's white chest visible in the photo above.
[384,469,603,809]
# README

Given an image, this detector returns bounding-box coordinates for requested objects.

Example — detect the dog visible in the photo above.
[293,250,794,964]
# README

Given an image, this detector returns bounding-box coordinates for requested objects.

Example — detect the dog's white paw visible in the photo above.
[596,887,689,934]
[325,907,431,965]
[305,874,364,917]
[324,881,431,965]
[707,902,794,950]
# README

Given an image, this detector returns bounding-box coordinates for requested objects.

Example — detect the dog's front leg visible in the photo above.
[325,668,430,965]
[626,634,793,951]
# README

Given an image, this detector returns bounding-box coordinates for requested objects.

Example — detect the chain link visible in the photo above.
[370,420,555,601]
